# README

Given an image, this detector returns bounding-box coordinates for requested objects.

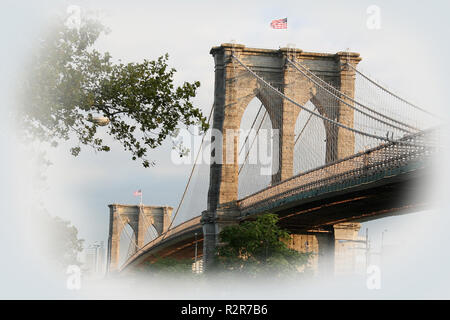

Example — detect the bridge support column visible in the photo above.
[272,49,316,184]
[336,52,360,158]
[287,229,335,276]
[107,207,121,274]
[203,44,248,271]
[136,210,149,249]
[316,223,362,276]
[202,205,240,271]
[107,205,137,273]
[333,222,363,276]
[316,230,336,277]
[288,223,361,277]
[270,82,302,184]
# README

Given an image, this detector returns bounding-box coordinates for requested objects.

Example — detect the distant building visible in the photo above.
[84,241,105,276]
[192,259,203,274]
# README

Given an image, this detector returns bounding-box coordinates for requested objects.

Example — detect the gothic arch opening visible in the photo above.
[293,100,327,175]
[144,224,159,244]
[119,223,136,267]
[238,96,276,199]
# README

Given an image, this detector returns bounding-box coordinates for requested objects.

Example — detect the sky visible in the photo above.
[1,0,450,298]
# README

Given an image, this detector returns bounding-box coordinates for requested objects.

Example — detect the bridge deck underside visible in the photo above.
[123,166,429,272]
[123,225,203,271]
[256,168,429,232]
[141,235,204,263]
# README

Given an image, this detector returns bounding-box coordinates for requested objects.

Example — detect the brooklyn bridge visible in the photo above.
[106,44,440,275]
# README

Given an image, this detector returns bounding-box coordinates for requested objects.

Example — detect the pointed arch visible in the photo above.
[237,96,276,199]
[293,99,327,175]
[118,223,136,267]
[144,224,159,244]
[310,93,341,163]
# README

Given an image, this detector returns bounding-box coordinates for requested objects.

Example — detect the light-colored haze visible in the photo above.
[1,0,449,298]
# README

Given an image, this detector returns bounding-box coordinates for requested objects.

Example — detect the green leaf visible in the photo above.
[19,13,208,168]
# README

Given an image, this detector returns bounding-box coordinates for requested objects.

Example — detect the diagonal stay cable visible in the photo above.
[289,57,419,131]
[142,204,160,241]
[126,235,137,258]
[238,110,268,175]
[115,214,139,266]
[117,215,138,248]
[286,58,416,133]
[294,106,316,146]
[233,54,427,148]
[239,103,264,155]
[138,204,158,244]
[344,62,439,118]
[232,54,391,141]
[160,104,215,242]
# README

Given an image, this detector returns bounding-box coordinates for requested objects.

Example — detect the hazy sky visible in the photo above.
[1,0,450,298]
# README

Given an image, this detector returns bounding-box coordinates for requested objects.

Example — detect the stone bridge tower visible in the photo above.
[202,43,361,269]
[106,204,172,273]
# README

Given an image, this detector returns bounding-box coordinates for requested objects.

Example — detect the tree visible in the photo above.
[19,14,208,167]
[139,256,196,277]
[38,214,84,269]
[214,214,311,277]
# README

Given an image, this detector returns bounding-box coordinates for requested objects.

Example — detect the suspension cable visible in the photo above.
[286,58,416,132]
[232,54,393,142]
[125,235,136,258]
[238,110,268,174]
[160,104,215,241]
[116,214,139,264]
[139,204,158,242]
[344,62,438,118]
[294,107,316,146]
[239,103,264,156]
[233,54,429,148]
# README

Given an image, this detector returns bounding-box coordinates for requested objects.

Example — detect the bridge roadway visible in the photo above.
[120,136,433,272]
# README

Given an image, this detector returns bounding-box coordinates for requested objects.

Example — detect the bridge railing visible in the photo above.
[238,129,437,214]
[120,215,202,270]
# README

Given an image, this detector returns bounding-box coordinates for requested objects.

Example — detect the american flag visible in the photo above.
[270,18,287,29]
[133,189,142,197]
